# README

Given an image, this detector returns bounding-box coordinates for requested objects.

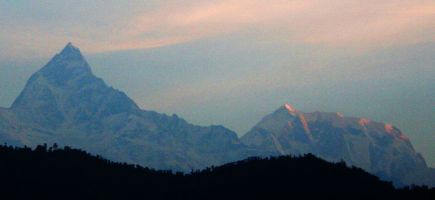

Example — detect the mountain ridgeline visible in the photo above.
[242,104,435,186]
[0,43,433,187]
[0,43,258,171]
[0,144,433,200]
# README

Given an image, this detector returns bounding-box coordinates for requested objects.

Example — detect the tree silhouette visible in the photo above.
[0,144,432,200]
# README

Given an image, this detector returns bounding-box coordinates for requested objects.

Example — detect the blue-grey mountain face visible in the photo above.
[0,43,257,170]
[11,43,139,129]
[0,43,433,187]
[241,104,435,186]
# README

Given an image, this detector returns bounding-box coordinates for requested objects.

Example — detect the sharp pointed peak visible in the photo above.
[284,103,298,115]
[43,42,88,67]
[65,42,75,48]
[35,42,91,82]
[59,42,81,55]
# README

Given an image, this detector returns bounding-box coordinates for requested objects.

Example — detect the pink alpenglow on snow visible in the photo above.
[298,113,313,141]
[284,103,298,115]
[358,118,370,127]
[384,123,394,135]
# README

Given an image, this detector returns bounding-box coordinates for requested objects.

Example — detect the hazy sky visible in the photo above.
[0,1,434,166]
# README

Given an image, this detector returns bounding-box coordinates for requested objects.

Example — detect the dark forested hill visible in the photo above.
[0,144,433,200]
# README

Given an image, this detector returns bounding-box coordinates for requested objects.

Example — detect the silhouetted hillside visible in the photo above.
[0,144,433,200]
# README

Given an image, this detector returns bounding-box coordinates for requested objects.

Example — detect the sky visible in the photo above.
[0,1,434,166]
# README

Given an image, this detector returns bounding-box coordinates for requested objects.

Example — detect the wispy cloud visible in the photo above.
[106,0,435,50]
[1,0,434,57]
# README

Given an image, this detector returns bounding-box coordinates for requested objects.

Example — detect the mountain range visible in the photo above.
[0,43,433,186]
[242,104,434,186]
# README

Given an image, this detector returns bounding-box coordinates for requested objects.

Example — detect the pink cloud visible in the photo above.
[2,0,434,56]
[108,0,435,51]
[97,0,320,51]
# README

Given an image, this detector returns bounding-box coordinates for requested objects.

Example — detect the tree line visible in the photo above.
[0,144,433,199]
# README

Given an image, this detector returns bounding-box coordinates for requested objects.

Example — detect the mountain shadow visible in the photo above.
[0,144,433,200]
